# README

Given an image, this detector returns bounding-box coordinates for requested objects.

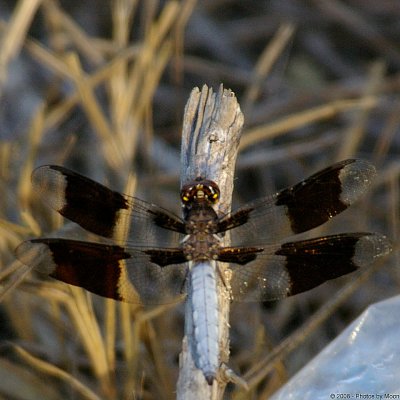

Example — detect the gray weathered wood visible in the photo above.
[177,85,244,399]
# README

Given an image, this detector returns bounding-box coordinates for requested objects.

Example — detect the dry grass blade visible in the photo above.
[170,0,197,81]
[0,357,60,400]
[337,61,386,160]
[0,262,32,302]
[115,3,178,126]
[0,0,42,87]
[65,53,117,146]
[240,97,377,150]
[40,46,138,133]
[373,100,400,165]
[17,104,45,209]
[316,0,400,68]
[243,23,295,110]
[12,344,102,400]
[65,287,111,385]
[42,0,104,65]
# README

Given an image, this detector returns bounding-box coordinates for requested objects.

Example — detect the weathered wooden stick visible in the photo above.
[177,85,243,399]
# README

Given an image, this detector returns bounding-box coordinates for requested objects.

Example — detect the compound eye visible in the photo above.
[181,193,190,203]
[206,187,219,203]
[211,192,219,202]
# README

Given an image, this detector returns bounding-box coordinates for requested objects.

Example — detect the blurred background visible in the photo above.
[0,0,398,399]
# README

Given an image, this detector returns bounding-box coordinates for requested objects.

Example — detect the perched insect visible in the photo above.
[16,159,392,383]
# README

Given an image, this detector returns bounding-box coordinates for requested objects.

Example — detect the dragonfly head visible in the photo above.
[181,178,220,208]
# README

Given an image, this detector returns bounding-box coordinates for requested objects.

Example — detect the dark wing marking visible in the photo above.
[225,233,391,302]
[32,165,185,247]
[16,239,188,304]
[218,159,377,246]
[217,247,264,265]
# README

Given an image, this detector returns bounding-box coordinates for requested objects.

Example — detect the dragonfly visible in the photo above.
[16,159,392,384]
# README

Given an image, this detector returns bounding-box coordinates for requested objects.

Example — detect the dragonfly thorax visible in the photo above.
[183,200,221,261]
